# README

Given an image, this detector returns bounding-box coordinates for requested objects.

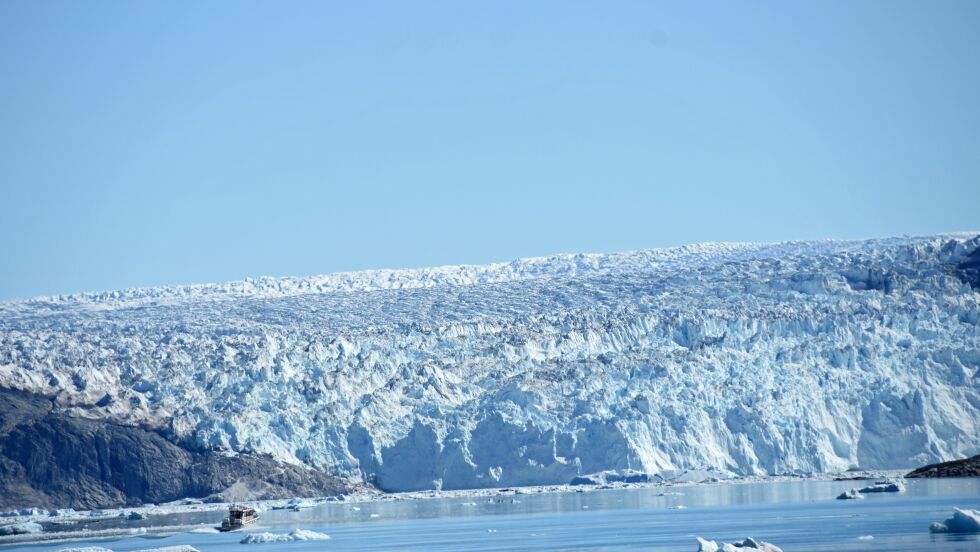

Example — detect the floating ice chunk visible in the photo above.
[0,522,42,535]
[696,537,719,552]
[836,488,864,500]
[287,500,313,511]
[133,546,201,552]
[240,529,330,543]
[695,536,782,551]
[127,511,148,520]
[929,508,980,534]
[858,479,905,493]
[53,548,114,552]
[856,535,874,540]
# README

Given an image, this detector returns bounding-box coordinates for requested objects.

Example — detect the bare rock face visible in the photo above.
[0,389,351,510]
[907,455,980,478]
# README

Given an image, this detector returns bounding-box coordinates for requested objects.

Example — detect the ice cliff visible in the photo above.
[1,234,978,495]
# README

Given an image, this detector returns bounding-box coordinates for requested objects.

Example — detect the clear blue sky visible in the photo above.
[1,1,978,301]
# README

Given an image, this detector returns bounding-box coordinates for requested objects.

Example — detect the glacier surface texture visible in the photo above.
[1,234,979,494]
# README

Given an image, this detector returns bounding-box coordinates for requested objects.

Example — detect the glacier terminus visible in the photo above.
[0,233,978,508]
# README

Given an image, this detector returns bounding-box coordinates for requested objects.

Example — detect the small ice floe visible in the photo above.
[287,498,313,511]
[370,513,380,518]
[351,506,361,511]
[53,548,115,552]
[657,492,684,497]
[486,529,498,533]
[836,488,864,500]
[461,502,477,506]
[858,479,905,493]
[668,505,687,510]
[929,508,980,534]
[133,546,202,552]
[856,535,874,541]
[696,536,783,551]
[240,529,331,543]
[0,521,42,535]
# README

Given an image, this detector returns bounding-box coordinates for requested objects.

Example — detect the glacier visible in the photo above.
[1,233,978,499]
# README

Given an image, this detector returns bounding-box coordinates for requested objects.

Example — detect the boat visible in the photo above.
[219,505,260,531]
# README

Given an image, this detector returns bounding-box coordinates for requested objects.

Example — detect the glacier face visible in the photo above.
[1,234,979,492]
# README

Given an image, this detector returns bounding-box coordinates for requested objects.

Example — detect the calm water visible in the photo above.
[8,478,980,551]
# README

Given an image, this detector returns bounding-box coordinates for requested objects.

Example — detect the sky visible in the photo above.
[1,1,978,301]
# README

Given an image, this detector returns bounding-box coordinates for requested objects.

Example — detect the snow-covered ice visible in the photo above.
[239,528,331,543]
[929,508,980,533]
[836,488,863,500]
[1,234,979,492]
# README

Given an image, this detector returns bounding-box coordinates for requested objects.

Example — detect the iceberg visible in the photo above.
[929,508,980,534]
[0,522,41,536]
[240,529,331,543]
[696,536,783,551]
[836,488,863,500]
[857,479,905,493]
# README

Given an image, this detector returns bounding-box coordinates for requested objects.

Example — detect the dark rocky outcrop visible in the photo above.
[0,389,351,510]
[906,454,980,478]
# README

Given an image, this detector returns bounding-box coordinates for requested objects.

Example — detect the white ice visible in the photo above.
[239,529,331,543]
[929,508,980,534]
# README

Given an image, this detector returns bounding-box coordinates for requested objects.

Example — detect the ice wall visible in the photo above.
[1,234,978,491]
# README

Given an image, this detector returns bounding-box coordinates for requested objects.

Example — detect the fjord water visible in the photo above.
[12,479,980,551]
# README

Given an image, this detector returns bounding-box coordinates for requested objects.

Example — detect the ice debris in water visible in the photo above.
[836,488,863,500]
[54,547,200,552]
[133,547,202,552]
[0,522,42,535]
[929,508,980,534]
[696,536,783,552]
[857,479,905,493]
[240,529,331,543]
